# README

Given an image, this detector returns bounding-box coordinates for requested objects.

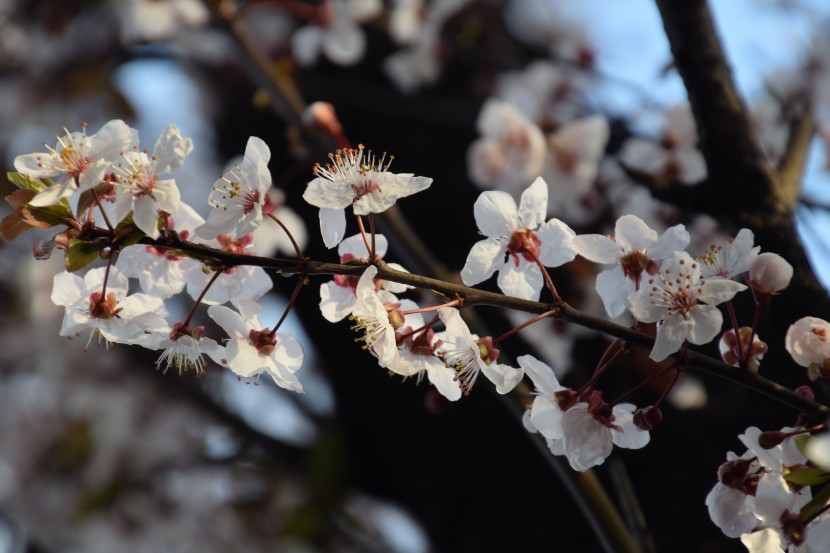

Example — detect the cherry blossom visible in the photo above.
[494,60,587,126]
[572,214,691,318]
[719,327,767,372]
[320,233,409,322]
[436,307,523,395]
[562,392,650,471]
[619,103,707,185]
[742,473,813,552]
[706,452,764,538]
[116,202,204,299]
[748,253,793,300]
[520,355,569,441]
[389,315,462,401]
[707,426,810,542]
[467,99,546,196]
[16,119,137,207]
[152,324,224,376]
[629,252,746,361]
[197,136,272,240]
[291,0,381,67]
[383,0,472,93]
[349,265,406,368]
[184,234,273,306]
[542,116,609,211]
[117,0,209,43]
[111,124,192,237]
[50,266,167,348]
[698,228,759,280]
[208,300,304,392]
[461,176,576,300]
[303,144,432,248]
[785,316,830,380]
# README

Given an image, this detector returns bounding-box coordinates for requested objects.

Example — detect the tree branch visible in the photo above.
[136,233,830,420]
[777,105,815,206]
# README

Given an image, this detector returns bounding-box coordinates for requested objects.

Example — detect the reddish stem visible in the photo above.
[493,309,557,346]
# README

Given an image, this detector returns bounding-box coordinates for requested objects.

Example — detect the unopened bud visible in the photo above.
[758,430,787,450]
[303,102,343,137]
[33,239,55,260]
[748,253,793,302]
[795,385,815,400]
[717,458,752,489]
[633,406,662,431]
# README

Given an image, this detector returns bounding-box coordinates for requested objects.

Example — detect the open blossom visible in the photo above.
[111,124,192,236]
[116,202,204,299]
[291,0,381,67]
[16,119,137,207]
[557,396,650,472]
[117,0,209,43]
[436,307,523,395]
[197,136,272,240]
[697,228,759,280]
[461,176,576,301]
[320,233,409,322]
[208,301,304,392]
[150,324,224,376]
[467,99,546,196]
[388,313,462,401]
[572,214,690,318]
[50,266,167,348]
[543,116,609,209]
[785,317,830,380]
[523,355,650,472]
[349,265,406,367]
[303,145,432,248]
[619,103,707,185]
[707,426,808,540]
[629,252,746,361]
[520,355,569,441]
[185,233,273,306]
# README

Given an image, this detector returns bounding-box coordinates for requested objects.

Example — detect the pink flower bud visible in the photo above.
[303,102,343,137]
[795,385,815,400]
[747,253,793,301]
[757,430,787,450]
[633,406,662,431]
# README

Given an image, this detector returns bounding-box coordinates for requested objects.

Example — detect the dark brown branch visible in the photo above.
[655,0,776,216]
[777,106,815,205]
[654,0,830,329]
[138,233,830,420]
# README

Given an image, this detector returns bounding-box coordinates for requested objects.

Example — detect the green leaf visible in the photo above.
[111,213,146,249]
[7,171,49,192]
[785,467,830,486]
[7,172,73,217]
[65,239,100,272]
[801,482,830,520]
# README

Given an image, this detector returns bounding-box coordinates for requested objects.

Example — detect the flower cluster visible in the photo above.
[706,427,830,551]
[8,120,305,389]
[7,117,830,552]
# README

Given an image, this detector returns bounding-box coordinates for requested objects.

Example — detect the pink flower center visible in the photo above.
[88,291,121,320]
[351,179,381,199]
[248,328,277,356]
[242,189,261,214]
[59,146,91,178]
[620,251,658,289]
[507,229,541,266]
